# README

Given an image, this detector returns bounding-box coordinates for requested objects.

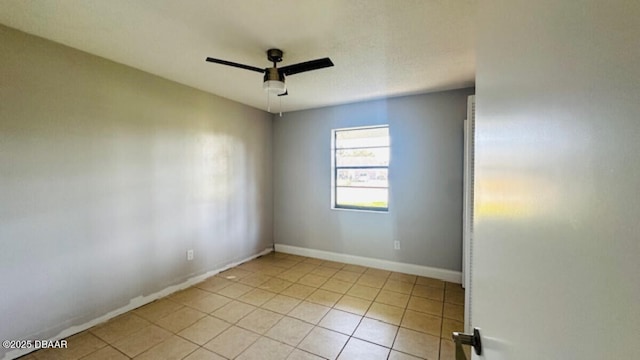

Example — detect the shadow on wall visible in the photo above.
[0,128,265,347]
[0,23,273,359]
[195,133,264,266]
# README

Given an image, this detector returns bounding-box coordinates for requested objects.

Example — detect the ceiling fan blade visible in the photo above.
[278,90,288,97]
[279,58,334,76]
[205,57,264,73]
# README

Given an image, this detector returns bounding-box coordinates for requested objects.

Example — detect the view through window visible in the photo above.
[333,126,390,211]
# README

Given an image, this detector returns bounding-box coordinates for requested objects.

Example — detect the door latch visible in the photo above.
[452,328,482,356]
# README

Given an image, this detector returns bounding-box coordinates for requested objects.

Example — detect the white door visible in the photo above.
[467,1,640,359]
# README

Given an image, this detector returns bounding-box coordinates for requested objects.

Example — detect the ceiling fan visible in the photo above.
[205,48,334,97]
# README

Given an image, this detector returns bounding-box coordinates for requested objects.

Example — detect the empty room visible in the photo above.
[1,1,637,360]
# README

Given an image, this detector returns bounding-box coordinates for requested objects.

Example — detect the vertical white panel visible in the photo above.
[462,95,475,333]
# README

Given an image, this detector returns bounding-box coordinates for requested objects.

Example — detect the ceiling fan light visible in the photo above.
[263,80,286,95]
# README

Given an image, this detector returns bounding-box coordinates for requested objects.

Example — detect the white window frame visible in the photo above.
[331,125,390,212]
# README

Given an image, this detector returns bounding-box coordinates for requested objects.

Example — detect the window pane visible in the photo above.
[332,125,389,212]
[336,169,388,188]
[336,148,389,166]
[336,127,389,149]
[336,187,388,209]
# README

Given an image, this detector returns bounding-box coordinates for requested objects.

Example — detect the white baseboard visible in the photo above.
[274,244,461,283]
[3,247,273,360]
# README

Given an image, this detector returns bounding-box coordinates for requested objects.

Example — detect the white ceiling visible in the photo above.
[0,0,476,113]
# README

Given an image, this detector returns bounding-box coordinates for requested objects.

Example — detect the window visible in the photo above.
[332,125,390,211]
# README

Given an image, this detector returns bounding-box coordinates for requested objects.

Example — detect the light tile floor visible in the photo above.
[22,252,469,360]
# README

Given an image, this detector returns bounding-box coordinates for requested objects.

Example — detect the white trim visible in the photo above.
[330,207,389,214]
[3,247,273,360]
[332,124,389,132]
[331,125,391,212]
[274,244,461,283]
[463,94,476,333]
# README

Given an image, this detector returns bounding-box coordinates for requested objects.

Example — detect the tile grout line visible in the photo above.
[438,289,447,360]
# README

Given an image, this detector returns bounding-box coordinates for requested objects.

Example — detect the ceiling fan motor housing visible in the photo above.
[263,67,286,95]
[263,67,284,82]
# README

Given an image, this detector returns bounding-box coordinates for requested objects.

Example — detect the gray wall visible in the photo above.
[0,25,272,352]
[273,89,474,271]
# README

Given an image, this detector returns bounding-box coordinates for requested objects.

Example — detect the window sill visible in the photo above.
[330,207,389,214]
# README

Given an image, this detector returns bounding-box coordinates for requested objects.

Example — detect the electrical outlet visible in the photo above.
[187,249,194,261]
[394,241,400,250]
